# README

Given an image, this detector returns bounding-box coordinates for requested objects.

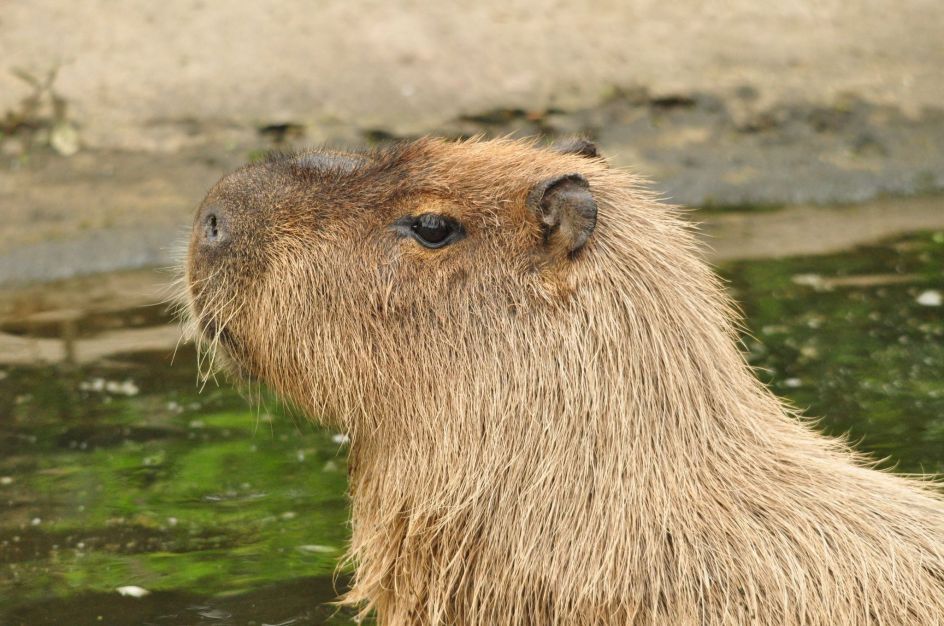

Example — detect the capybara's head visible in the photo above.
[186,138,714,438]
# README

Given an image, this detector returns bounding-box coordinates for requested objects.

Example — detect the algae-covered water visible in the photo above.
[1,231,942,625]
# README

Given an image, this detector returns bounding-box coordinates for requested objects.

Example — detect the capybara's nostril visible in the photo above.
[198,206,229,247]
[205,213,220,241]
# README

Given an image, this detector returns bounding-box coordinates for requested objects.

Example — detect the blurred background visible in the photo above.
[1,2,942,624]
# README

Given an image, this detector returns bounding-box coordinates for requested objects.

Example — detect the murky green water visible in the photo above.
[0,354,355,624]
[1,231,942,625]
[729,231,944,473]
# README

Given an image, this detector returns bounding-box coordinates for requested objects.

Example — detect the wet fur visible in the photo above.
[185,138,944,625]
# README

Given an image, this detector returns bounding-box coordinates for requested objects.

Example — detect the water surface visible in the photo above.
[1,230,942,625]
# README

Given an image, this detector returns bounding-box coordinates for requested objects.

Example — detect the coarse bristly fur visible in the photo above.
[183,137,944,625]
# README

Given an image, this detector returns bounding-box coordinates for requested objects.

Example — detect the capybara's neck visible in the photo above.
[340,183,944,625]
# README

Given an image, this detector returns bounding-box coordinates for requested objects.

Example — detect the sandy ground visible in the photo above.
[3,0,942,151]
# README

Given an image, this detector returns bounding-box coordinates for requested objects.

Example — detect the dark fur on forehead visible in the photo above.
[266,143,412,176]
[293,152,366,174]
[251,143,428,207]
[552,137,600,159]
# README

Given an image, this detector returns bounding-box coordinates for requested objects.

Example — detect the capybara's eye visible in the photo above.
[395,213,465,249]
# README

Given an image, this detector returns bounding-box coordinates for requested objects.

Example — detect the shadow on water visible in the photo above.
[0,228,941,624]
[5,576,351,626]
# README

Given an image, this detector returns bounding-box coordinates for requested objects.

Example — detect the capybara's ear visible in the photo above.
[552,138,600,159]
[526,173,598,255]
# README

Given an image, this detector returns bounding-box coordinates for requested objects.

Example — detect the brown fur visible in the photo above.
[184,138,944,625]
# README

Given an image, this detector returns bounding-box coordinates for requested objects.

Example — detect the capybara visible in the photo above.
[185,138,944,625]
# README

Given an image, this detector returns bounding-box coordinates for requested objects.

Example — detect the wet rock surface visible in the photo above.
[427,92,944,206]
[3,92,944,286]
